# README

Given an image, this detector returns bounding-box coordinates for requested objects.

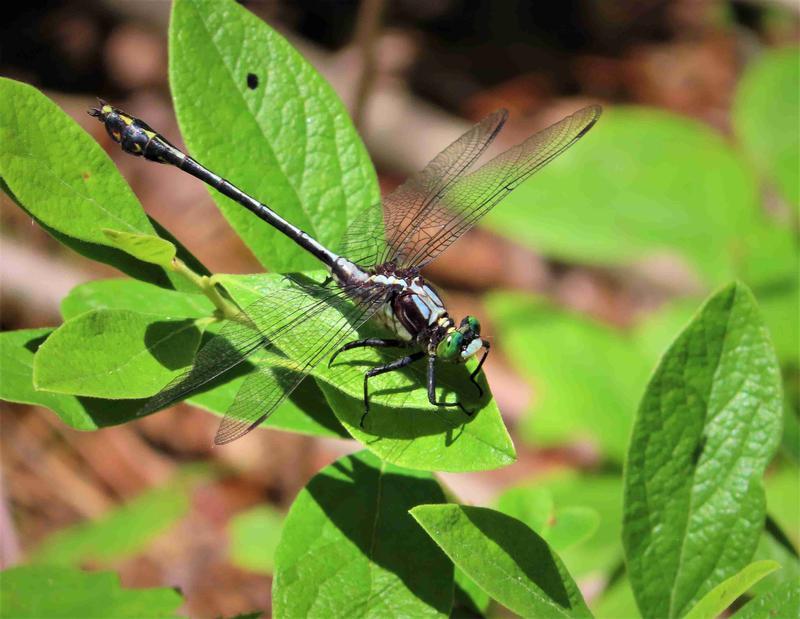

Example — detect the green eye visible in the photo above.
[459,316,481,336]
[438,332,463,360]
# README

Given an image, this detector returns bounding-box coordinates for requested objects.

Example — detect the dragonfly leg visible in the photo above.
[469,342,490,397]
[427,355,472,416]
[328,338,408,368]
[360,351,426,427]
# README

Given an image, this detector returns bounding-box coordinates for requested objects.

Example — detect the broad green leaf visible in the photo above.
[219,273,515,472]
[497,486,600,552]
[169,0,379,272]
[733,46,800,209]
[453,567,490,616]
[410,504,591,619]
[0,565,183,618]
[228,506,283,575]
[33,309,203,398]
[732,578,800,619]
[0,328,141,430]
[61,278,213,321]
[273,451,452,618]
[0,78,189,291]
[683,561,780,619]
[29,478,192,565]
[485,107,759,284]
[102,229,177,267]
[60,278,347,437]
[486,292,647,462]
[623,282,784,618]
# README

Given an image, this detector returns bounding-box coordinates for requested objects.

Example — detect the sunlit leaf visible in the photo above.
[169,0,379,272]
[273,451,452,617]
[411,504,591,618]
[623,282,783,618]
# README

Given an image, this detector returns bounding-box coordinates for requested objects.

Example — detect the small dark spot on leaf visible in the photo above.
[82,171,90,180]
[246,72,259,90]
[691,435,706,464]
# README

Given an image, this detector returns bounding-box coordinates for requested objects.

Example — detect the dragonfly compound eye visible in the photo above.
[459,315,480,336]
[438,332,463,361]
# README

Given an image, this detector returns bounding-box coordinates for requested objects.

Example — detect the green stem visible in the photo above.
[171,258,241,320]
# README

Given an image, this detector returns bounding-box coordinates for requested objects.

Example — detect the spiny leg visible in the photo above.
[361,351,425,427]
[427,355,472,416]
[469,342,490,397]
[328,338,409,368]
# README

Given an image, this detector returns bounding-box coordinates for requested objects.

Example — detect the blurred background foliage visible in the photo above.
[0,1,797,617]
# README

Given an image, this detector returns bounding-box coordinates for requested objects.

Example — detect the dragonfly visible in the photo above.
[89,100,601,444]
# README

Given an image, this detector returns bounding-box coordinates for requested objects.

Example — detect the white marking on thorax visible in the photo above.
[409,280,447,325]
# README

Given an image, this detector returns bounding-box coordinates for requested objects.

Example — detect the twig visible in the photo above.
[352,0,386,130]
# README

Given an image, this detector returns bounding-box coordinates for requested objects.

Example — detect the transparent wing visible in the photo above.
[214,283,388,444]
[403,105,601,268]
[137,279,386,444]
[336,109,509,267]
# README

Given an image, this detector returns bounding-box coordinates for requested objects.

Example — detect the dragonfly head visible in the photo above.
[437,316,484,362]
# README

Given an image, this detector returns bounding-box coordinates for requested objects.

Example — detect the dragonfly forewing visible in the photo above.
[214,280,388,444]
[137,278,387,443]
[335,109,508,268]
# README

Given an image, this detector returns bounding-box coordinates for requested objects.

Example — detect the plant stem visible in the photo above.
[171,258,241,320]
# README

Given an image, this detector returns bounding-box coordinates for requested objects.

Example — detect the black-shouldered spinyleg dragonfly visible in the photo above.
[89,101,601,444]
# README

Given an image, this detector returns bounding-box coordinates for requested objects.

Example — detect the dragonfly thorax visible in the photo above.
[358,266,483,364]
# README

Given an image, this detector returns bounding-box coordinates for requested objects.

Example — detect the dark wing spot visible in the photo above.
[246,73,259,90]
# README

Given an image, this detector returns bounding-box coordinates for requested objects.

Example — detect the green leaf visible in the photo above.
[0,78,188,291]
[732,578,800,619]
[59,279,347,437]
[623,282,784,618]
[169,0,379,272]
[29,478,192,565]
[273,450,452,617]
[453,567,491,616]
[683,561,780,619]
[102,229,177,267]
[733,46,800,209]
[0,565,183,618]
[61,279,213,320]
[485,106,759,284]
[33,309,203,398]
[0,328,141,429]
[410,504,591,619]
[496,486,600,552]
[485,292,648,462]
[228,506,283,575]
[219,273,515,472]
